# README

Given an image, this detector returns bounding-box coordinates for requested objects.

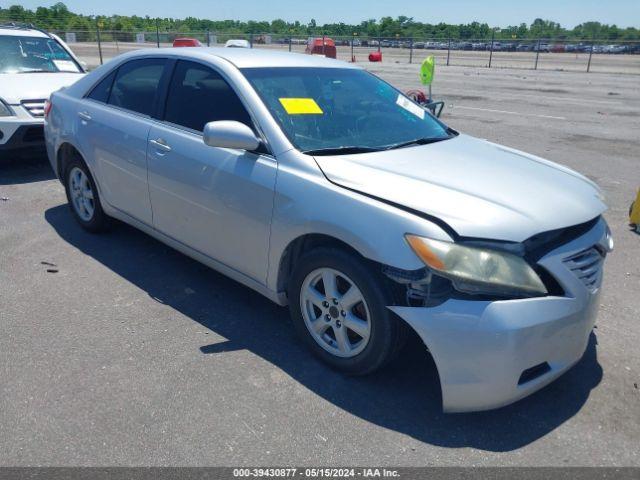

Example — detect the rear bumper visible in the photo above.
[390,218,609,413]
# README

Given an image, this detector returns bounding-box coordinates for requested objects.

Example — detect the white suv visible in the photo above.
[0,23,85,157]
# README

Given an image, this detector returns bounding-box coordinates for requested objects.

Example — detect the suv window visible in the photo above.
[108,58,166,116]
[0,34,81,74]
[164,60,252,132]
[88,70,116,103]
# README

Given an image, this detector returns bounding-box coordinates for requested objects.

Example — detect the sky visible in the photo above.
[8,0,640,28]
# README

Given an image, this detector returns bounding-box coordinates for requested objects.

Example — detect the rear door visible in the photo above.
[146,60,277,283]
[79,58,167,225]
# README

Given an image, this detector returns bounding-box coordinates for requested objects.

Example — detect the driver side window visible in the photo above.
[164,60,252,132]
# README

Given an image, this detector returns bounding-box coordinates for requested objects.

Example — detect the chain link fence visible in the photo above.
[55,29,640,74]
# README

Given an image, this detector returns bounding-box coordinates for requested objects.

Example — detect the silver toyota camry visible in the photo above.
[44,48,613,412]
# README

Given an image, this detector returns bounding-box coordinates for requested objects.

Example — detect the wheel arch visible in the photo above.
[56,142,103,193]
[56,142,85,180]
[276,233,376,297]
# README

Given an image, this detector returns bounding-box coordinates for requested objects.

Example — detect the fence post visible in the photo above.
[534,38,541,69]
[409,37,413,64]
[155,18,160,47]
[206,29,210,46]
[96,21,103,65]
[488,30,495,68]
[249,33,253,48]
[289,35,292,52]
[378,37,381,53]
[446,37,451,66]
[587,40,594,72]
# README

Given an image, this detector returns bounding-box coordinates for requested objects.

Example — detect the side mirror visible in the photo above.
[203,121,260,151]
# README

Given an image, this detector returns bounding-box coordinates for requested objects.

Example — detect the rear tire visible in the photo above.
[288,247,407,375]
[63,157,110,233]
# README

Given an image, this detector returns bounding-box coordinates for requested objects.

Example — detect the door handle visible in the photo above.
[149,138,171,152]
[78,111,91,121]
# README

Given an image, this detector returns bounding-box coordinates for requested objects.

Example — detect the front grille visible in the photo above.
[21,99,47,117]
[563,247,604,291]
[22,126,44,143]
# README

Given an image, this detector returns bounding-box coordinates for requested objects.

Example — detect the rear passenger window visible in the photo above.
[164,60,252,132]
[88,70,116,103]
[108,58,166,116]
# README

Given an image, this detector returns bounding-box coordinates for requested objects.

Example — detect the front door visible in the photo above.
[147,60,277,283]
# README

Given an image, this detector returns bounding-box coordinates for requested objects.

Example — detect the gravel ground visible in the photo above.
[0,63,639,466]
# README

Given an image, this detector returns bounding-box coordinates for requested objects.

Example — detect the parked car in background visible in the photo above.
[225,39,250,48]
[0,22,85,157]
[173,37,202,47]
[45,47,612,413]
[604,44,626,54]
[536,43,551,52]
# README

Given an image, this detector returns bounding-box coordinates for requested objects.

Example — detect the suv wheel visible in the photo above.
[288,247,406,375]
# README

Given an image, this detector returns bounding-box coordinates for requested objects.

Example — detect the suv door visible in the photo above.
[79,58,167,225]
[147,60,277,284]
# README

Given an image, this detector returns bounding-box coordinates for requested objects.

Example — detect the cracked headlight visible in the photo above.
[405,234,547,298]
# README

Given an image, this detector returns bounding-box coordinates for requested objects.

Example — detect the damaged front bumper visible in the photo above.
[389,217,609,413]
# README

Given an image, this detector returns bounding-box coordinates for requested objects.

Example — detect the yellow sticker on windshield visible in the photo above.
[279,98,323,114]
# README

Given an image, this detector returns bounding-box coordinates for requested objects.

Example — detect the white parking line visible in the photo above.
[454,105,567,120]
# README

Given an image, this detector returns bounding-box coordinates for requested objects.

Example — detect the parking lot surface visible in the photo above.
[1,64,639,466]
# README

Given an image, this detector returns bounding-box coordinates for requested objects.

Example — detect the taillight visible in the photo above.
[44,100,52,119]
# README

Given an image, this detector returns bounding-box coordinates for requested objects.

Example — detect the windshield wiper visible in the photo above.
[303,146,383,156]
[383,135,452,151]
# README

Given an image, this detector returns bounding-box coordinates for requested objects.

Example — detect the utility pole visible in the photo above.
[155,18,160,48]
[488,29,495,68]
[587,35,595,72]
[96,20,103,65]
[409,37,413,64]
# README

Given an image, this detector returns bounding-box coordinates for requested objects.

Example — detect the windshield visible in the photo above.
[0,35,81,74]
[241,67,452,154]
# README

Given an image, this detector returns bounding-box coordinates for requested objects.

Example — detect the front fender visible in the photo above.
[266,153,453,294]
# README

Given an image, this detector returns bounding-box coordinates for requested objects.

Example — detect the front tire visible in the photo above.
[288,247,406,375]
[63,158,110,232]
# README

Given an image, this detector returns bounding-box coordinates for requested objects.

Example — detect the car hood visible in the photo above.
[313,134,606,242]
[0,72,84,104]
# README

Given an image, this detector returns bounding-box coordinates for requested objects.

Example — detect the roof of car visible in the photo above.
[131,47,360,69]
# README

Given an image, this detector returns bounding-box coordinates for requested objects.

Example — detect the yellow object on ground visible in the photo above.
[279,98,323,114]
[630,189,640,226]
